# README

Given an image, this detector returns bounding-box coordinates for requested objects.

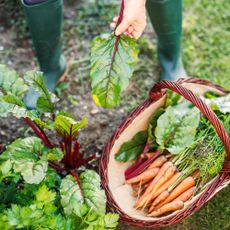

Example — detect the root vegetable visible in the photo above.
[174,186,195,202]
[147,156,167,170]
[149,201,184,217]
[126,168,160,184]
[154,176,195,209]
[149,190,169,212]
[143,165,176,208]
[151,172,182,200]
[135,161,173,208]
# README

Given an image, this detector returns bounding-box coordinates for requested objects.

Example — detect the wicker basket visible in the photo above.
[99,78,230,228]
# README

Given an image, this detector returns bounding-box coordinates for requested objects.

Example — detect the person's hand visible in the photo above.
[110,0,147,39]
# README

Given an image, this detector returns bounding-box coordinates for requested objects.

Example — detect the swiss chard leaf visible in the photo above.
[0,64,28,97]
[80,170,106,216]
[115,131,148,162]
[202,93,230,114]
[24,71,57,113]
[90,33,139,108]
[14,159,48,184]
[165,90,181,107]
[55,115,88,138]
[155,103,200,154]
[148,108,165,148]
[0,137,49,184]
[0,66,44,122]
[60,175,84,217]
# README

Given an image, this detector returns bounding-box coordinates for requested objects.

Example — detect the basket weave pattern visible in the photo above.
[99,78,230,228]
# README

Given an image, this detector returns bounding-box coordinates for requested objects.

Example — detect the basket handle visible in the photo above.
[149,78,230,171]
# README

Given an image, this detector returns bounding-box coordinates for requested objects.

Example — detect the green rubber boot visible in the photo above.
[146,0,187,81]
[22,0,66,109]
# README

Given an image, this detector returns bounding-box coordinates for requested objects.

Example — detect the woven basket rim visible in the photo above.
[99,78,230,228]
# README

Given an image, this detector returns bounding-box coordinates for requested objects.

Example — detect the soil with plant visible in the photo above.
[0,0,229,229]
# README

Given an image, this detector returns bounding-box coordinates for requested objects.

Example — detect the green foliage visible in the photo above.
[147,108,165,149]
[0,137,49,184]
[0,64,118,229]
[155,102,200,154]
[60,175,84,217]
[0,158,118,229]
[202,93,230,114]
[0,65,48,122]
[90,33,139,108]
[55,115,88,137]
[80,170,106,215]
[0,64,28,97]
[115,131,148,162]
[24,70,56,113]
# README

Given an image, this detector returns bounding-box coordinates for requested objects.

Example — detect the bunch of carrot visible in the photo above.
[126,155,196,217]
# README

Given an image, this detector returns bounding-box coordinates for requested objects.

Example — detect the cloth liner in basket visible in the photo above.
[99,78,230,228]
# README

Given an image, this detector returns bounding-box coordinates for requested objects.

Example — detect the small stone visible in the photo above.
[91,108,99,115]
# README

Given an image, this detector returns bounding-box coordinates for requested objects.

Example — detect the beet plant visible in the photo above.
[0,64,119,229]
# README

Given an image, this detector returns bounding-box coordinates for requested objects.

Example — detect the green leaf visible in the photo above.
[148,108,165,147]
[3,94,25,107]
[24,70,56,113]
[0,137,48,184]
[35,184,56,204]
[6,204,44,228]
[202,93,230,114]
[0,91,41,121]
[155,103,200,154]
[103,213,119,229]
[80,170,106,215]
[44,148,64,161]
[0,160,12,175]
[14,159,48,184]
[115,131,148,162]
[55,115,88,138]
[90,33,139,108]
[0,64,28,97]
[165,90,181,107]
[0,137,43,161]
[60,175,84,217]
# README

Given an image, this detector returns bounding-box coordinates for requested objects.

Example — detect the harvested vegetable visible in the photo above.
[155,176,195,209]
[174,186,195,202]
[144,165,176,208]
[151,172,182,201]
[115,90,229,218]
[147,155,167,170]
[135,161,173,208]
[149,201,184,217]
[126,167,159,184]
[150,190,170,211]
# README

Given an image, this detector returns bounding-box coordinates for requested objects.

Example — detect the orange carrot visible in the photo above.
[135,161,173,208]
[149,190,169,213]
[143,165,176,208]
[154,176,195,209]
[149,201,184,217]
[126,168,160,184]
[151,172,182,200]
[147,156,167,170]
[174,186,195,202]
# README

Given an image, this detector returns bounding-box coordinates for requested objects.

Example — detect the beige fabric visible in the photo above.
[107,83,225,220]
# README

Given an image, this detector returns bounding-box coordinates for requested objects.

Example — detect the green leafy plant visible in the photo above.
[90,1,139,108]
[0,65,119,229]
[90,33,139,108]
